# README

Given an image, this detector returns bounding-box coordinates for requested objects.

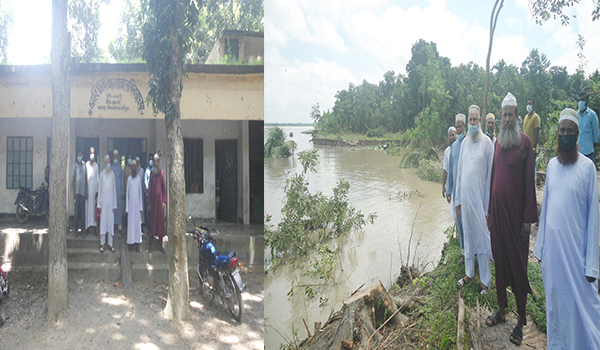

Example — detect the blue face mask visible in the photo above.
[149,160,154,167]
[457,133,465,141]
[468,124,479,136]
[578,100,587,112]
[113,159,118,164]
[77,156,82,163]
[558,133,577,152]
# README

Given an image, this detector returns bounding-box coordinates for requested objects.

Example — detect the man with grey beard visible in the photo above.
[485,92,537,346]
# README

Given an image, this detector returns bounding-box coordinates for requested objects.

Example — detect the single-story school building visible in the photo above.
[0,63,264,225]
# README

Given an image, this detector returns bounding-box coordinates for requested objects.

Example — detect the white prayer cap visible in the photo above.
[559,108,579,127]
[104,154,110,162]
[131,159,137,166]
[455,114,466,124]
[502,92,518,108]
[468,105,480,117]
[448,126,456,134]
[113,149,118,155]
[154,153,160,159]
[135,156,140,161]
[486,113,495,121]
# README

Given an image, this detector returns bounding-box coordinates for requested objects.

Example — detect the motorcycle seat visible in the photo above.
[20,187,40,195]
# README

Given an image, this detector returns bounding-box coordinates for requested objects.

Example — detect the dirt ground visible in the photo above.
[0,266,264,350]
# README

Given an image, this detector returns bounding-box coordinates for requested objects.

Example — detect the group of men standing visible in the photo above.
[442,92,600,348]
[72,148,168,254]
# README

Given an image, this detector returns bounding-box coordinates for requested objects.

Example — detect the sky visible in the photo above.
[265,0,600,124]
[4,0,123,65]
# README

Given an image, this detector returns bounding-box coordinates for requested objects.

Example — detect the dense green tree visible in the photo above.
[111,0,263,63]
[68,0,109,63]
[313,38,594,150]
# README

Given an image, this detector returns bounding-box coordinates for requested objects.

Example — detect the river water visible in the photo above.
[264,126,454,349]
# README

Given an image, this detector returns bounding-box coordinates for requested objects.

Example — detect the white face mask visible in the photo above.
[90,154,95,161]
[526,105,533,114]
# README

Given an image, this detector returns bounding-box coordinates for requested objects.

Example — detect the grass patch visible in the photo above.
[398,231,546,349]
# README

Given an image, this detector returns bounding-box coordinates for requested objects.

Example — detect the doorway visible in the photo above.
[215,140,237,223]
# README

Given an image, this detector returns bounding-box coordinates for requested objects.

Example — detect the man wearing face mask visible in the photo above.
[577,91,599,164]
[98,155,118,253]
[442,126,456,198]
[144,153,154,231]
[534,108,600,349]
[455,105,494,295]
[85,147,100,236]
[72,150,87,238]
[446,114,466,250]
[111,149,125,233]
[123,154,133,196]
[523,98,541,170]
[148,153,167,253]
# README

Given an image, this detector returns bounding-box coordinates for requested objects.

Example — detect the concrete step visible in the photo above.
[68,262,121,281]
[67,235,127,249]
[67,248,121,264]
[131,262,170,280]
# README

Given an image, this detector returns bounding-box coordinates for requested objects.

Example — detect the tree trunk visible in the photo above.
[47,0,70,321]
[483,0,504,117]
[162,2,190,321]
[299,282,407,350]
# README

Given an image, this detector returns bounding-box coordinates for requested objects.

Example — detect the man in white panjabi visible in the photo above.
[97,155,118,253]
[85,146,100,236]
[126,159,143,252]
[455,104,494,294]
[534,108,600,349]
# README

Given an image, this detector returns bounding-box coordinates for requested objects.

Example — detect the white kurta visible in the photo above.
[443,145,454,219]
[97,168,117,236]
[126,175,143,244]
[85,161,99,228]
[455,131,494,259]
[534,155,600,349]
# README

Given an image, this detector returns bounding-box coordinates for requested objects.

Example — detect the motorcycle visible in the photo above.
[187,216,245,322]
[0,256,9,327]
[14,183,49,224]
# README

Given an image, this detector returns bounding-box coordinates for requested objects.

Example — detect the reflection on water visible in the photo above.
[264,126,454,349]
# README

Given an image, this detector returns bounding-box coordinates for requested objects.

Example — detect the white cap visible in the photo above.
[468,105,480,117]
[559,108,579,127]
[154,153,160,159]
[113,149,118,155]
[448,126,456,134]
[455,114,466,124]
[485,113,495,121]
[104,154,110,162]
[502,92,518,108]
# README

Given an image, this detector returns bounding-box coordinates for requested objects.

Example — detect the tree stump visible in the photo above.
[300,282,407,349]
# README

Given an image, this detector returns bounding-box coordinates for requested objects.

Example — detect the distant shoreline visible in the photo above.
[265,123,314,127]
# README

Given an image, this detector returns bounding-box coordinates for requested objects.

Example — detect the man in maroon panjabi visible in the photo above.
[148,153,167,254]
[486,92,538,346]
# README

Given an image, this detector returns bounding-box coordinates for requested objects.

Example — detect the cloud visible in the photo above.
[265,48,356,123]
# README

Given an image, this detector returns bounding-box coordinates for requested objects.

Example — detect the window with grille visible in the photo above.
[6,136,33,189]
[184,138,203,193]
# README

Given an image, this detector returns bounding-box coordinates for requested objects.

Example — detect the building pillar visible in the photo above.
[242,120,250,225]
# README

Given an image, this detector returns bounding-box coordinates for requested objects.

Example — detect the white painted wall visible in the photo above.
[0,118,53,214]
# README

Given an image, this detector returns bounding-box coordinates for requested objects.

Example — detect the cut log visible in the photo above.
[299,282,408,350]
[457,295,465,349]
